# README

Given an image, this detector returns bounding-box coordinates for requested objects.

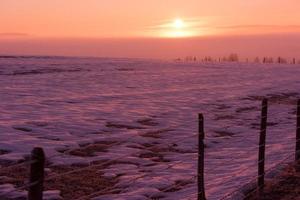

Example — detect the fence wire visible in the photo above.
[220,150,296,200]
[0,180,40,198]
[0,159,37,172]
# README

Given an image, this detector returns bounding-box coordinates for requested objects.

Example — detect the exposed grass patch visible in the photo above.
[236,106,258,113]
[106,122,144,130]
[27,121,48,127]
[216,104,232,110]
[246,161,300,200]
[157,178,195,193]
[213,130,235,138]
[214,115,236,120]
[251,122,279,129]
[0,149,11,155]
[0,163,119,200]
[12,126,32,132]
[136,118,159,126]
[140,128,174,138]
[138,151,170,163]
[61,141,119,157]
[242,93,299,105]
[0,165,29,187]
[45,165,119,199]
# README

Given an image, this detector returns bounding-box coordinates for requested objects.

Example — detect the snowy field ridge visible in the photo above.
[0,56,300,199]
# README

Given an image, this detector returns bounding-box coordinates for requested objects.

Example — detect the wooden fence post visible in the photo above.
[28,147,45,200]
[258,99,268,192]
[296,100,300,161]
[198,113,206,200]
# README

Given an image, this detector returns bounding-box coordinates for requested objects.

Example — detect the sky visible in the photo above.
[1,0,300,58]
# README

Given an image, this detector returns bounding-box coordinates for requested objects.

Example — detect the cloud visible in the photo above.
[214,24,300,30]
[0,33,30,37]
[147,18,208,30]
[146,18,300,36]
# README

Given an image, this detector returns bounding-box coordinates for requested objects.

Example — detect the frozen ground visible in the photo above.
[0,56,300,199]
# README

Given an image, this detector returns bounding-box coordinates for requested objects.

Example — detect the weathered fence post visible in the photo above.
[258,99,268,192]
[28,147,45,200]
[296,100,300,161]
[198,113,206,200]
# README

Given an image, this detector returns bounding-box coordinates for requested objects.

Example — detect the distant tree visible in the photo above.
[254,57,260,63]
[268,57,274,63]
[263,57,273,64]
[277,56,286,64]
[185,56,194,62]
[203,56,213,62]
[228,53,239,62]
[280,58,288,64]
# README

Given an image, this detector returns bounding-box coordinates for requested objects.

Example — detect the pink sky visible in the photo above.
[1,0,300,58]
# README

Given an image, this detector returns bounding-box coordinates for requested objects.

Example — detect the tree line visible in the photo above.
[174,54,299,64]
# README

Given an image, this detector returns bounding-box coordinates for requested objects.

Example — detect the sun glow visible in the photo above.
[149,18,208,38]
[173,18,184,29]
[163,18,195,38]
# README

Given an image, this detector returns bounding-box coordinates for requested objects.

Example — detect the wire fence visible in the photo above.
[0,98,299,200]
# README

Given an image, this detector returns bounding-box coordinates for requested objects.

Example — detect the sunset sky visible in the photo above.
[1,0,300,58]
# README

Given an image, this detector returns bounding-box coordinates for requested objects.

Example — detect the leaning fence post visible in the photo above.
[258,99,268,192]
[28,147,45,200]
[296,100,300,161]
[198,113,206,200]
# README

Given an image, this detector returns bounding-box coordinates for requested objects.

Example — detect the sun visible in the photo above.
[173,18,184,29]
[155,18,200,38]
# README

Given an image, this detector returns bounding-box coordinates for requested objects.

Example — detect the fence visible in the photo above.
[0,99,300,200]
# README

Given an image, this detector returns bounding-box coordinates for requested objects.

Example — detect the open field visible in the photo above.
[1,56,300,199]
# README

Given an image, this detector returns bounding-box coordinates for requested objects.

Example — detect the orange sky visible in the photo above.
[1,0,300,58]
[1,0,300,38]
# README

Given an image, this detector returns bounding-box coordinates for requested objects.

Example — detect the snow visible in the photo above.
[0,184,27,200]
[0,56,300,199]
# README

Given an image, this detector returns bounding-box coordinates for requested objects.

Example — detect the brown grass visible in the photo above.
[45,165,119,199]
[105,122,144,130]
[246,161,300,200]
[0,163,119,199]
[136,118,159,126]
[66,141,119,157]
[140,128,174,138]
[242,92,299,105]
